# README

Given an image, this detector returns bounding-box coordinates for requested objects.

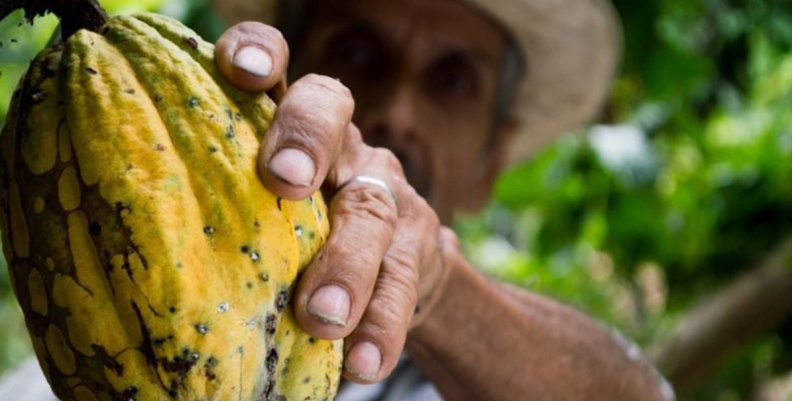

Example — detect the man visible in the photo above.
[0,0,674,400]
[209,0,675,400]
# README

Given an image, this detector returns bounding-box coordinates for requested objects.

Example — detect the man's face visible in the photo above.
[290,0,514,223]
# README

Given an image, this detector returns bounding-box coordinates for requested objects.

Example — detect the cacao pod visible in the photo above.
[0,9,342,401]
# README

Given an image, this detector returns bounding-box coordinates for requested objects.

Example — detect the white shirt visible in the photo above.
[0,356,442,401]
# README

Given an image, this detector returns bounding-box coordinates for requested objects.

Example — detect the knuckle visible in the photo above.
[281,104,337,144]
[362,305,400,338]
[280,77,354,134]
[302,74,354,105]
[362,294,412,344]
[370,147,402,172]
[440,226,461,250]
[235,21,283,40]
[363,273,418,336]
[346,124,364,146]
[384,246,421,278]
[322,240,380,281]
[333,184,398,226]
[402,185,437,227]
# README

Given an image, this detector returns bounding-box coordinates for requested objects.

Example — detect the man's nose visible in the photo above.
[358,84,419,148]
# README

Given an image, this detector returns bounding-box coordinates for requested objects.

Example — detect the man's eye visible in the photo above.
[437,69,474,94]
[428,56,480,100]
[335,41,370,65]
[326,31,376,70]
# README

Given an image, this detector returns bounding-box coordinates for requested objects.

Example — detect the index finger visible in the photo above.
[215,21,289,92]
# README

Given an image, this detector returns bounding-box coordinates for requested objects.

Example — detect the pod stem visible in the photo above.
[0,0,108,39]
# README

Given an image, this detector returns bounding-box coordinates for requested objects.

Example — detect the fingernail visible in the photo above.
[268,148,315,187]
[307,285,350,327]
[232,46,273,77]
[345,341,382,382]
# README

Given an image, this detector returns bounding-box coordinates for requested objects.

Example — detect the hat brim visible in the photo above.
[211,0,621,164]
[467,0,620,163]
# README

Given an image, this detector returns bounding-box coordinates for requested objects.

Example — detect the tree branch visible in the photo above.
[648,237,792,395]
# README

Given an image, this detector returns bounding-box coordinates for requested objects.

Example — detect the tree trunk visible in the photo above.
[648,237,792,395]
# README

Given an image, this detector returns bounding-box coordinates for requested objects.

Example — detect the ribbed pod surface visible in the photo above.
[0,12,342,401]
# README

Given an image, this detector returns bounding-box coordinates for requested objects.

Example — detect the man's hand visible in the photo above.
[216,22,453,384]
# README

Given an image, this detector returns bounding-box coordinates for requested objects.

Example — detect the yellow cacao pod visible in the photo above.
[0,11,341,401]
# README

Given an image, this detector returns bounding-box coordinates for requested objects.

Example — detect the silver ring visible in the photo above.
[343,175,398,208]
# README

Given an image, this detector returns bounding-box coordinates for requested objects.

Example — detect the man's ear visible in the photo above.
[465,119,520,211]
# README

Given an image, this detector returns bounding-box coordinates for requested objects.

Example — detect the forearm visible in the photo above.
[406,256,675,401]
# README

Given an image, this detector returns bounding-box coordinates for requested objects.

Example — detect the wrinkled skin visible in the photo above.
[215,0,677,400]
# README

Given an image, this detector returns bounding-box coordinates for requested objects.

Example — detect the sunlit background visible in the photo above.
[1,1,791,400]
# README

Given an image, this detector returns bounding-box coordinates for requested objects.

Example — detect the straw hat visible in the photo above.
[211,0,620,163]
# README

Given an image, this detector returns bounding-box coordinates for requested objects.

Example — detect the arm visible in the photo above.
[408,247,675,401]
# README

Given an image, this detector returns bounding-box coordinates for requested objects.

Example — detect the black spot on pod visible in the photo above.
[205,356,218,368]
[10,38,18,43]
[169,307,177,314]
[152,94,163,103]
[276,197,283,211]
[85,67,97,75]
[260,273,269,282]
[226,125,235,139]
[119,386,138,400]
[155,143,165,151]
[195,324,209,335]
[203,226,215,235]
[250,251,260,262]
[188,96,200,108]
[235,112,242,121]
[265,314,277,336]
[205,371,217,381]
[266,349,279,375]
[240,245,250,253]
[246,282,253,289]
[208,146,218,153]
[162,350,199,377]
[275,290,289,312]
[308,337,316,344]
[123,88,135,95]
[186,37,199,49]
[89,221,102,236]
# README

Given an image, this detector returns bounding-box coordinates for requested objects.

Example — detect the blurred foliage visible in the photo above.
[1,0,792,400]
[459,0,792,399]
